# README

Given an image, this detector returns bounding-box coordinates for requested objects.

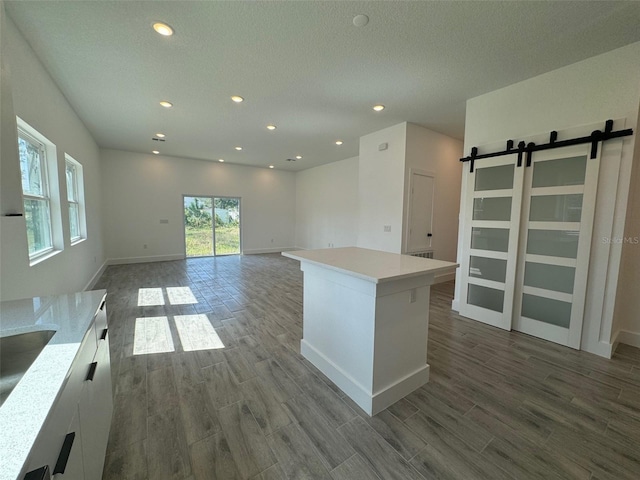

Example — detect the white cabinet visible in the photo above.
[53,408,85,479]
[22,294,112,480]
[78,322,112,480]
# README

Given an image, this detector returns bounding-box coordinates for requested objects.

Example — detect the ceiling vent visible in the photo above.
[286,158,296,162]
[152,137,166,142]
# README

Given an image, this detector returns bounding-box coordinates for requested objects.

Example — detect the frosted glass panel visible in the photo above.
[475,164,514,191]
[527,229,579,258]
[468,284,504,313]
[524,262,575,294]
[470,256,507,283]
[532,156,587,188]
[529,194,583,222]
[473,197,512,221]
[471,228,509,252]
[521,294,571,328]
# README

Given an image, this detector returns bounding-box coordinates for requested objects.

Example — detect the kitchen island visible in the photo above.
[283,247,457,415]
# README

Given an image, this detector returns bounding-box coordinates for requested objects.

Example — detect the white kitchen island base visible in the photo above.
[283,247,457,416]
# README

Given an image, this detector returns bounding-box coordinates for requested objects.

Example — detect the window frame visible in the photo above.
[18,128,55,259]
[65,155,86,244]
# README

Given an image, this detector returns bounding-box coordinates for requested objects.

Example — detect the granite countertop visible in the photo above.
[283,247,458,283]
[0,290,106,480]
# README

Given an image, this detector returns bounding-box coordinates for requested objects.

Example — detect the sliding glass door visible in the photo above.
[213,197,241,255]
[184,196,241,257]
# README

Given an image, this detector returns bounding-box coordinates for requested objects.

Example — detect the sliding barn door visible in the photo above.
[459,154,524,330]
[512,145,599,348]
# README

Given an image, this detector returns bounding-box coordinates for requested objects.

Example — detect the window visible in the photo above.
[65,155,86,243]
[18,130,53,256]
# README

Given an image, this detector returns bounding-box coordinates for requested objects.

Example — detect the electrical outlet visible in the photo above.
[384,225,391,233]
[143,244,148,249]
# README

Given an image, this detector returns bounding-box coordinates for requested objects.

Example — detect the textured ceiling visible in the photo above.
[5,1,640,171]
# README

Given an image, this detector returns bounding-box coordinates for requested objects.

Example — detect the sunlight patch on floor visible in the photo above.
[137,288,165,307]
[174,314,225,351]
[133,316,175,354]
[167,286,198,305]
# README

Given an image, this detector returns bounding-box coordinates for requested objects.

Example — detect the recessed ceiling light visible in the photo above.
[155,133,166,138]
[295,155,302,160]
[269,165,274,169]
[153,22,174,36]
[353,15,369,27]
[159,101,173,108]
[373,105,385,112]
[231,95,244,103]
[152,150,160,154]
[218,159,224,162]
[335,140,343,145]
[267,124,277,130]
[235,146,243,151]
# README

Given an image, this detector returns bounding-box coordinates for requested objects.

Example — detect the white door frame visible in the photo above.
[405,169,435,254]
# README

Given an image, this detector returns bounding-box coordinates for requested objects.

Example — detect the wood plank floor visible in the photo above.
[96,254,640,480]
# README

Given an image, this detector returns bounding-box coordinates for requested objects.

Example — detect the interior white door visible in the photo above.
[407,172,435,253]
[512,144,599,348]
[458,154,524,330]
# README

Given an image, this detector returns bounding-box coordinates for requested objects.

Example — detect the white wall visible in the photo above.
[455,42,640,356]
[100,149,296,262]
[0,13,104,301]
[403,123,463,262]
[613,104,640,348]
[295,156,358,250]
[357,123,407,253]
[0,3,22,216]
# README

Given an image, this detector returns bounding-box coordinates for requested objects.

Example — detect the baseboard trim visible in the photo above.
[243,247,297,255]
[616,330,640,349]
[582,340,615,359]
[107,254,185,265]
[83,260,108,291]
[451,299,460,312]
[301,339,429,416]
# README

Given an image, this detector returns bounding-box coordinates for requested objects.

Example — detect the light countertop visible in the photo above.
[0,290,106,480]
[283,247,458,283]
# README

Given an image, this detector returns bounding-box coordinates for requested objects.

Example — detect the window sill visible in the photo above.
[29,248,62,267]
[70,237,86,247]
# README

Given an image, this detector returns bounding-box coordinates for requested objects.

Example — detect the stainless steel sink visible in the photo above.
[0,330,55,406]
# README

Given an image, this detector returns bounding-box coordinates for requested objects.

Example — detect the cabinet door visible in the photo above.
[78,333,113,480]
[459,154,524,330]
[92,294,108,345]
[53,406,84,479]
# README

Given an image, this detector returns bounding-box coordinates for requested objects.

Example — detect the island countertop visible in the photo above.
[283,247,458,284]
[0,290,106,480]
